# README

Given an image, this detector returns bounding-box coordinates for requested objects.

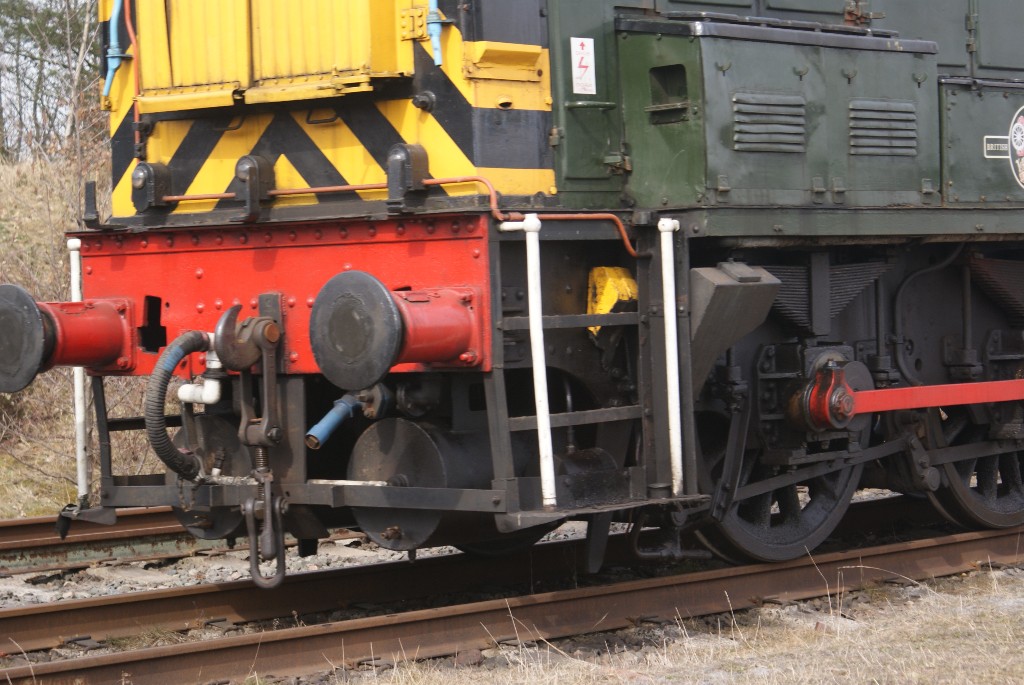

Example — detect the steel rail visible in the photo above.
[0,508,206,574]
[0,508,361,575]
[1,511,1010,684]
[0,508,174,550]
[0,532,616,654]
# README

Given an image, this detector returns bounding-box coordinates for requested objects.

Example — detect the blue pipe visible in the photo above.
[305,394,363,450]
[427,0,444,67]
[102,0,125,97]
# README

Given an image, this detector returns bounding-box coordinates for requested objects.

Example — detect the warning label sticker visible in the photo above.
[570,37,597,95]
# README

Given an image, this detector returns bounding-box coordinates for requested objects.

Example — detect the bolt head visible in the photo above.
[262,322,281,344]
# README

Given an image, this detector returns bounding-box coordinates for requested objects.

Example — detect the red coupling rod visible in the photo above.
[854,380,1024,414]
[802,362,1024,432]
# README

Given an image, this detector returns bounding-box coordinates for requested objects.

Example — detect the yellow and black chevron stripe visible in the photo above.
[100,0,556,222]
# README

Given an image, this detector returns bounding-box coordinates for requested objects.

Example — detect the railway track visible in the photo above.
[0,496,939,651]
[0,494,935,578]
[0,496,996,684]
[0,508,209,575]
[0,524,1019,684]
[0,507,363,576]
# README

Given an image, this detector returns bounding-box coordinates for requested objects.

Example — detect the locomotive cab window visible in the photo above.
[646,64,689,125]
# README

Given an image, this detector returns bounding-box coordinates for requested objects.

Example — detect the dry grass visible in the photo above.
[104,627,190,652]
[653,569,1024,684]
[315,569,1024,685]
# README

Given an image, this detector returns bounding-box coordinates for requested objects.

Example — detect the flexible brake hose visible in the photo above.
[145,330,210,481]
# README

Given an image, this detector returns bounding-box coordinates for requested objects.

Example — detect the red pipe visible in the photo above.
[123,0,142,151]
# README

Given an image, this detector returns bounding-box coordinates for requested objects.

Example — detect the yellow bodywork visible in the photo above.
[99,0,555,219]
[134,0,412,112]
[587,267,639,336]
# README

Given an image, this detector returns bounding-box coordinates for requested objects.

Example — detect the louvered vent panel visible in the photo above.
[849,100,918,157]
[733,93,806,153]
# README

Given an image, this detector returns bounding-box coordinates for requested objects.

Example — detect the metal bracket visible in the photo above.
[400,7,427,40]
[215,296,284,448]
[386,143,429,214]
[232,155,275,223]
[131,162,171,212]
[239,321,283,447]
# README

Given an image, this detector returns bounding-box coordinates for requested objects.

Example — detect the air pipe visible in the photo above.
[177,349,223,406]
[306,394,364,450]
[427,0,444,67]
[145,331,212,481]
[102,0,125,98]
[498,214,557,509]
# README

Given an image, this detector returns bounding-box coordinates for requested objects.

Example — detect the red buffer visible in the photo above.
[0,284,133,392]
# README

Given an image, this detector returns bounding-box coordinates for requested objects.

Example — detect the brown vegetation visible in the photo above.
[316,568,1024,684]
[0,161,99,516]
[0,0,113,517]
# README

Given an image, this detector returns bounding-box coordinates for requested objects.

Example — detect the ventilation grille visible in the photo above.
[849,100,918,157]
[733,93,806,153]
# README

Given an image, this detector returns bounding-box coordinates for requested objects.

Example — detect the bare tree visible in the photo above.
[0,0,102,163]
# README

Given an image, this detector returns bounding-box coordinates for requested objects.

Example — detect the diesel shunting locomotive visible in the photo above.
[2,0,1023,586]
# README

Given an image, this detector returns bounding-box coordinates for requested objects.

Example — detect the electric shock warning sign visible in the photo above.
[571,37,597,95]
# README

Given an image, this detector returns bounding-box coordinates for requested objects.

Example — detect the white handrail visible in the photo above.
[68,238,89,507]
[657,218,684,496]
[498,214,557,509]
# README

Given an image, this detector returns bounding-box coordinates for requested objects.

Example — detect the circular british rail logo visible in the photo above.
[1011,106,1024,189]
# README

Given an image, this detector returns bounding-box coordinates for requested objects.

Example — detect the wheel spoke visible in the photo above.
[710,453,861,561]
[930,408,1024,528]
[739,493,773,530]
[998,453,1024,496]
[776,485,803,524]
[975,457,999,501]
[699,409,862,562]
[809,476,839,504]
